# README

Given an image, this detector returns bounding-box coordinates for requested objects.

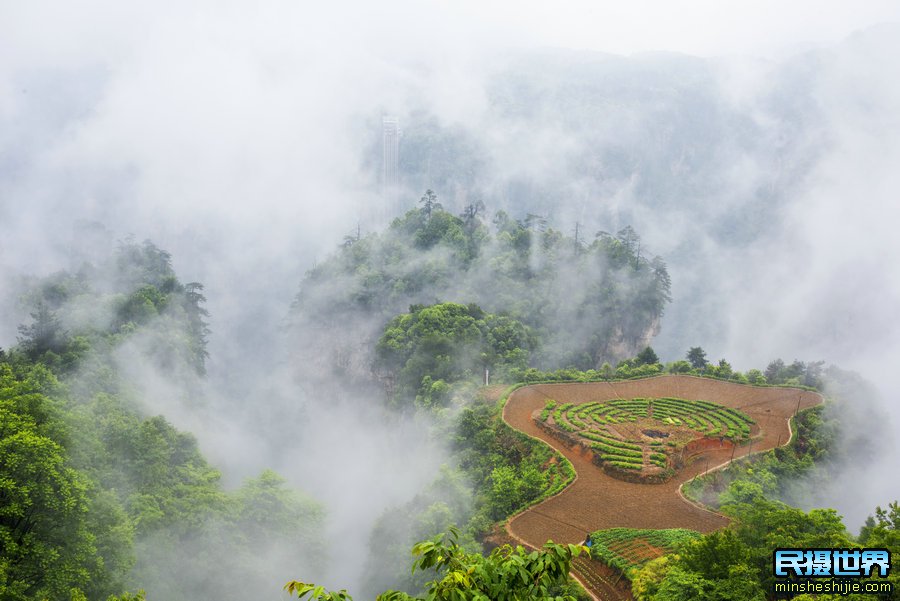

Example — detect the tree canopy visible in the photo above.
[0,238,323,601]
[686,347,707,370]
[288,528,587,601]
[292,196,672,389]
[376,302,535,406]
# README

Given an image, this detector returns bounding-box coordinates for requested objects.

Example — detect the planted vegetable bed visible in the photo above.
[537,396,755,476]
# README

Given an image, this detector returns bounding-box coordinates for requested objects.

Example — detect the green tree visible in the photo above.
[106,592,147,601]
[745,369,766,385]
[0,409,99,600]
[647,531,765,601]
[485,465,546,520]
[632,556,671,600]
[858,501,900,599]
[294,200,672,376]
[3,237,328,601]
[635,346,659,366]
[714,359,733,380]
[459,201,485,229]
[235,469,325,552]
[764,358,785,382]
[686,347,707,370]
[651,567,708,601]
[722,497,852,593]
[677,530,752,581]
[419,189,443,219]
[17,301,68,359]
[667,360,692,374]
[376,303,534,406]
[288,528,586,601]
[181,282,211,374]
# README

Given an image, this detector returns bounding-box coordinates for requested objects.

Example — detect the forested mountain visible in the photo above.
[291,195,671,395]
[359,43,864,360]
[370,49,815,239]
[3,232,896,601]
[0,240,323,601]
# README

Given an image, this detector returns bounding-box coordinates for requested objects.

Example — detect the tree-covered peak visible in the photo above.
[11,239,210,376]
[292,193,671,390]
[376,302,534,407]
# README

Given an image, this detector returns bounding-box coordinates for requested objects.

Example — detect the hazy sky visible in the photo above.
[3,1,900,66]
[440,0,900,57]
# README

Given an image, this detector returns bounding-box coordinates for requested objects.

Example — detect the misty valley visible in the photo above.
[2,11,900,601]
[2,200,897,601]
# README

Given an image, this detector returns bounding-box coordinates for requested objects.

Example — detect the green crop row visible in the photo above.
[563,406,588,429]
[542,397,756,448]
[575,402,601,418]
[588,528,703,579]
[552,402,574,425]
[580,431,642,451]
[651,398,754,429]
[649,452,667,468]
[540,400,557,421]
[608,400,651,412]
[555,418,578,433]
[591,407,627,419]
[593,445,643,460]
[606,460,643,471]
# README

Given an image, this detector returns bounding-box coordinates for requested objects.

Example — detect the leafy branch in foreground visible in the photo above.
[284,582,353,601]
[286,527,586,601]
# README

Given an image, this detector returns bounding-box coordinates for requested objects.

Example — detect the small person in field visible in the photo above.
[583,533,593,548]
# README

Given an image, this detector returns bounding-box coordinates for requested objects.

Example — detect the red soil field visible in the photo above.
[608,539,666,563]
[501,375,823,600]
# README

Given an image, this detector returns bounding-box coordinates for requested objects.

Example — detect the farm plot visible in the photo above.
[504,376,824,601]
[537,396,755,475]
[589,528,701,579]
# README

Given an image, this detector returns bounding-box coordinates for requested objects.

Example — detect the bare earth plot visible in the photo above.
[501,375,823,600]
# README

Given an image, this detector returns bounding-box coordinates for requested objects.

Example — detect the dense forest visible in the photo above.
[291,192,672,394]
[0,240,323,601]
[3,226,898,601]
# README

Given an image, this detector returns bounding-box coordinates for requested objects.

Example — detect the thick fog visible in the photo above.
[2,1,900,595]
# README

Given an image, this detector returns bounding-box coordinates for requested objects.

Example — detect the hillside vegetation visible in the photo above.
[4,230,897,601]
[0,240,323,601]
[291,194,671,390]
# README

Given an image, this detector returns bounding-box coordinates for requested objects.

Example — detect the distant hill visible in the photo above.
[290,199,671,394]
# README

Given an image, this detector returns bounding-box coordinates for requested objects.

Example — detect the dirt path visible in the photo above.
[501,375,823,600]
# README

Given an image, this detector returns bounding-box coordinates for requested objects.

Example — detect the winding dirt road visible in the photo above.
[501,375,823,600]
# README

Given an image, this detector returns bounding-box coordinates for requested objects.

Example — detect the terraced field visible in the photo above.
[501,375,823,600]
[588,528,701,578]
[537,396,756,477]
